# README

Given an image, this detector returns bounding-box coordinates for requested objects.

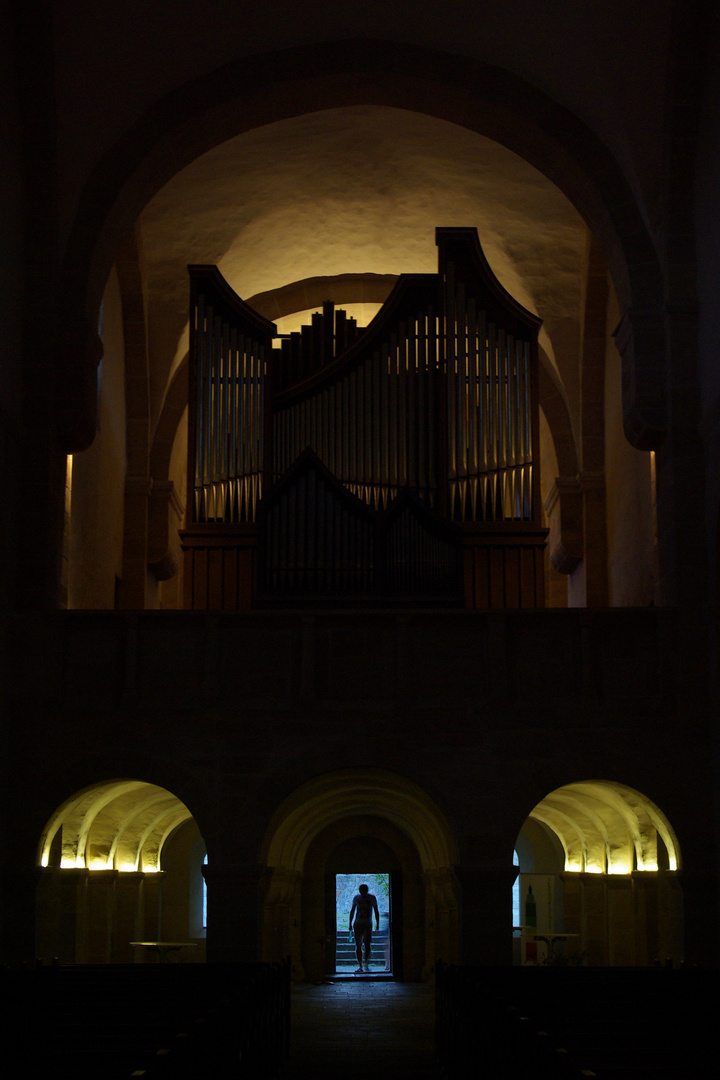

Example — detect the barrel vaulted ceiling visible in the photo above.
[137,106,589,433]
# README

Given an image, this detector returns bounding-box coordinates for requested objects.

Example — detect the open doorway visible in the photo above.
[335,873,392,974]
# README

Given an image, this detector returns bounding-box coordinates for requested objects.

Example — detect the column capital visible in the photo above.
[55,315,104,453]
[544,476,584,574]
[613,306,667,450]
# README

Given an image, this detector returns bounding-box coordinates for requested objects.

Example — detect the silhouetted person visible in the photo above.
[349,883,379,973]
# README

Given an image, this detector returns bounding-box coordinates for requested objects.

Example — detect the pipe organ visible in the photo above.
[181,228,547,609]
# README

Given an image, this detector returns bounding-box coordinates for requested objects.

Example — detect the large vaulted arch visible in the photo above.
[263,768,458,872]
[58,40,665,457]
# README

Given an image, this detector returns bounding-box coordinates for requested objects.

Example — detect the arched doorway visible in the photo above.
[333,869,393,976]
[514,781,682,966]
[313,820,410,980]
[36,780,206,964]
[261,770,459,982]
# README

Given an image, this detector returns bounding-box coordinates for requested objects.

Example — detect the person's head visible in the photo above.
[358,883,369,895]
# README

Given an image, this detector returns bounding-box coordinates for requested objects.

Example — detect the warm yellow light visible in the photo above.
[117,862,138,873]
[585,864,603,874]
[637,859,658,872]
[565,861,583,873]
[142,866,160,874]
[608,863,632,876]
[60,856,85,869]
[87,857,111,871]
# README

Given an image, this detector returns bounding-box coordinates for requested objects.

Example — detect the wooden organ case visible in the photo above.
[181,228,547,609]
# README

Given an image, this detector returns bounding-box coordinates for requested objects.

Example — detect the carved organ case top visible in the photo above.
[182,228,546,609]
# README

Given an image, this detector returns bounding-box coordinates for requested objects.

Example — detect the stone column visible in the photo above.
[454,865,517,966]
[34,867,87,964]
[424,867,461,973]
[140,870,162,944]
[579,471,609,606]
[114,872,145,963]
[261,866,303,969]
[545,474,609,607]
[203,864,267,963]
[582,873,608,966]
[631,872,659,966]
[24,868,58,965]
[545,478,584,578]
[118,476,153,609]
[606,875,634,966]
[560,871,583,943]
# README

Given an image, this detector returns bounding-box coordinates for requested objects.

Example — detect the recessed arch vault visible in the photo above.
[262,768,458,873]
[66,40,660,322]
[524,780,681,876]
[39,779,194,873]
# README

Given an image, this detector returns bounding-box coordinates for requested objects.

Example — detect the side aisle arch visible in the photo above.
[36,780,207,964]
[514,781,682,966]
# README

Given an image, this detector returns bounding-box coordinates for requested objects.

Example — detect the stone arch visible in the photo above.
[60,39,665,454]
[514,780,683,966]
[36,779,207,964]
[114,230,155,606]
[527,780,680,875]
[303,816,421,981]
[260,769,459,981]
[263,768,457,871]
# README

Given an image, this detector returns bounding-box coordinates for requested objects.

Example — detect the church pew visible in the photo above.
[435,963,714,1079]
[5,959,290,1078]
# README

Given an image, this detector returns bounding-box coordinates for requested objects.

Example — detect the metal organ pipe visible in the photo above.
[185,232,542,609]
[273,308,441,514]
[441,270,534,523]
[190,282,268,524]
[194,290,533,529]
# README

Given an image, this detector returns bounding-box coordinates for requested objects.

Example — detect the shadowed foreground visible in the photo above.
[279,980,442,1079]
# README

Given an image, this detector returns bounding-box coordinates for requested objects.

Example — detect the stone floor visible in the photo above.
[279,977,443,1079]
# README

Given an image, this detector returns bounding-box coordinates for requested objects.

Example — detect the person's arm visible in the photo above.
[349,898,357,931]
[372,896,380,930]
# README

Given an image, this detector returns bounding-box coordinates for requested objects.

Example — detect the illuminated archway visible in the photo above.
[515,781,683,966]
[36,780,206,964]
[39,779,194,873]
[526,780,680,876]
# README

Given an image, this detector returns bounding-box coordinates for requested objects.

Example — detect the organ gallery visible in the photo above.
[182,228,546,609]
